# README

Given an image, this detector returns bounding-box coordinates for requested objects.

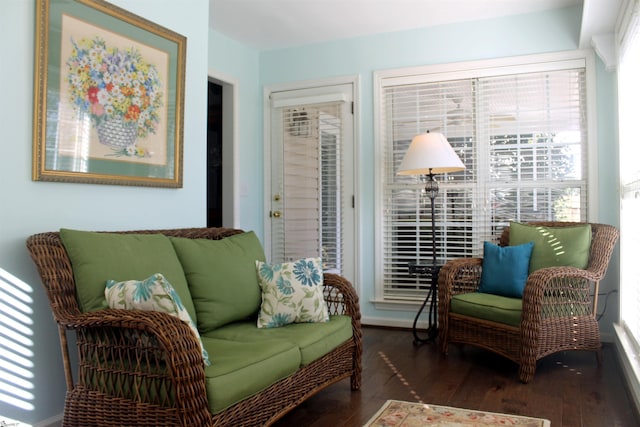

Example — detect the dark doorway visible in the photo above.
[207,81,223,227]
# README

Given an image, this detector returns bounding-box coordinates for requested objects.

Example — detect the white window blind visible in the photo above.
[272,102,344,272]
[618,0,640,348]
[378,61,588,301]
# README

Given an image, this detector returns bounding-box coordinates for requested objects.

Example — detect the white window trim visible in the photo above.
[616,0,640,415]
[372,49,598,308]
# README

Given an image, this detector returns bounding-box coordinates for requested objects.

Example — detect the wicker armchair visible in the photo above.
[27,227,362,427]
[437,222,619,383]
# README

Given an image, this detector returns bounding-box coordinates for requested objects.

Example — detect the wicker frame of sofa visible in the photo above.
[27,227,362,426]
[437,221,619,383]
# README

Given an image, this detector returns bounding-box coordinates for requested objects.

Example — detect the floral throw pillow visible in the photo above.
[256,257,329,328]
[105,273,210,366]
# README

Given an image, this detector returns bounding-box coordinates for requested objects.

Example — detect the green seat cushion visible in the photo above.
[205,315,353,366]
[451,292,522,327]
[171,232,266,333]
[202,337,300,413]
[509,222,592,273]
[59,229,196,322]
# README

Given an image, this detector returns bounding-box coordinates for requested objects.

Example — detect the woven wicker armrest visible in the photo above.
[322,273,360,317]
[437,258,483,345]
[68,308,211,419]
[77,307,207,362]
[322,272,362,390]
[522,266,601,322]
[438,258,484,298]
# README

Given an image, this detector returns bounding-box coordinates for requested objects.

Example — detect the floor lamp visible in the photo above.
[397,131,465,343]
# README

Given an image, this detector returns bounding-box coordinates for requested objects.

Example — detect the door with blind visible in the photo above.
[267,83,355,282]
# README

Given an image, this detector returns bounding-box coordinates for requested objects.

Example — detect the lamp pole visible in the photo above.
[424,170,439,266]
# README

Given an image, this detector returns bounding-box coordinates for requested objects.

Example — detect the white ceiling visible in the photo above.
[209,0,590,51]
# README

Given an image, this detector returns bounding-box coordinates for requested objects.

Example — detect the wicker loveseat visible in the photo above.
[27,227,362,426]
[438,221,618,383]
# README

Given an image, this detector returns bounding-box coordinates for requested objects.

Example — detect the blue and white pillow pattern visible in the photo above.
[105,273,210,366]
[256,257,329,328]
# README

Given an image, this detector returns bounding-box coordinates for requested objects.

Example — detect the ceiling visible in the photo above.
[208,0,609,51]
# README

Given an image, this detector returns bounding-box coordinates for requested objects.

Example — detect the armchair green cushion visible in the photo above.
[451,292,522,327]
[509,222,591,273]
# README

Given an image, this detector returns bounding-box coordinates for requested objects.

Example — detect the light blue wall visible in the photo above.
[251,6,618,328]
[0,0,209,424]
[207,31,263,235]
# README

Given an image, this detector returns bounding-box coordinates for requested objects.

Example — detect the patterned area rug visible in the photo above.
[364,400,551,427]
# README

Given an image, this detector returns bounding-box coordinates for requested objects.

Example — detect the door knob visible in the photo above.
[272,211,282,218]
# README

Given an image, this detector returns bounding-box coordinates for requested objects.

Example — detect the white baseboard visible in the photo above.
[613,323,640,416]
[364,317,616,338]
[31,413,62,427]
[361,316,428,330]
[1,412,62,426]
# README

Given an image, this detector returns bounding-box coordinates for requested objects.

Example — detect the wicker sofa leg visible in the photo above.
[518,361,536,383]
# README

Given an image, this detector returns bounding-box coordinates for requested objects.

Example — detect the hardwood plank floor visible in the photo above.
[273,326,639,426]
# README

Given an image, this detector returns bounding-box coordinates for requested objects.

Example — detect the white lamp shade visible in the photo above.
[397,132,466,175]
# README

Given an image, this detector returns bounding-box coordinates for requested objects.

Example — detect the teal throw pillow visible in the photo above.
[59,229,196,323]
[105,273,210,366]
[256,257,329,328]
[479,241,534,298]
[509,222,591,273]
[170,231,266,333]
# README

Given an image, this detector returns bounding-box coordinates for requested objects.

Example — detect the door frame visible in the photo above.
[208,69,239,228]
[263,75,360,290]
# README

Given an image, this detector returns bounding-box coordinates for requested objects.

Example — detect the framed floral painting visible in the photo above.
[33,0,186,187]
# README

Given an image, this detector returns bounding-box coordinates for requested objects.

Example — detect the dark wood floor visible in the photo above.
[273,326,639,427]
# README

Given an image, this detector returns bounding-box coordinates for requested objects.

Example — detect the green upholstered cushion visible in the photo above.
[202,337,300,413]
[170,232,266,333]
[509,222,592,273]
[451,292,522,327]
[479,241,533,298]
[59,229,196,322]
[205,315,352,366]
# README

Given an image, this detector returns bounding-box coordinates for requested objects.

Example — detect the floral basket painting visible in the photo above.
[66,36,163,152]
[33,0,185,187]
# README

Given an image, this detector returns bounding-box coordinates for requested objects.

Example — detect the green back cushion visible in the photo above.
[171,231,266,333]
[59,229,196,322]
[451,292,522,327]
[509,222,592,273]
[479,241,533,298]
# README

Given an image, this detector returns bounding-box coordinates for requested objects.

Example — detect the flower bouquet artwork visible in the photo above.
[66,36,163,159]
[33,0,185,187]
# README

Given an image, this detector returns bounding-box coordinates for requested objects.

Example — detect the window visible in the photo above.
[375,53,591,302]
[274,103,343,270]
[618,0,640,353]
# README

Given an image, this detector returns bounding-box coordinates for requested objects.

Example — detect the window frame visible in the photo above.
[372,50,598,307]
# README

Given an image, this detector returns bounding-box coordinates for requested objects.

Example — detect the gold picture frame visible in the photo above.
[33,0,186,187]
